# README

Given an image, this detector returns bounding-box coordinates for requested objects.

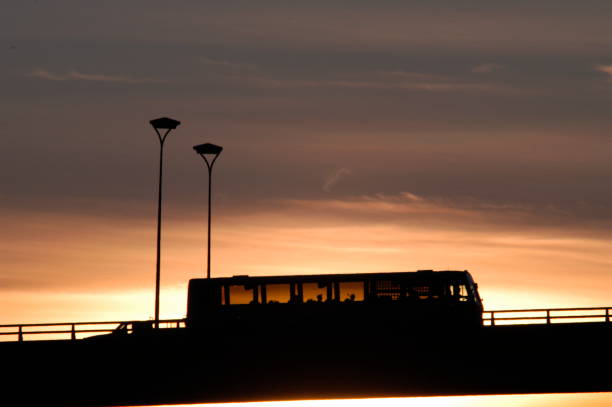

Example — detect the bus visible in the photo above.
[186,270,483,333]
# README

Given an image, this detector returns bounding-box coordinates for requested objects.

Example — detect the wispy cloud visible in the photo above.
[219,68,526,94]
[472,63,505,74]
[375,70,447,81]
[29,69,166,84]
[234,75,520,94]
[595,64,612,77]
[280,192,605,236]
[323,168,351,192]
[288,192,473,219]
[201,57,257,72]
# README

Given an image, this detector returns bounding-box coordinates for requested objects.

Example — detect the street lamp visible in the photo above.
[193,143,223,279]
[150,117,180,329]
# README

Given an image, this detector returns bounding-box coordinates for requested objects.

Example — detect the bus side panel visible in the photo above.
[187,279,222,327]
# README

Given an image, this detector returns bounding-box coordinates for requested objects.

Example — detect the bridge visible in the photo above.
[2,307,611,406]
[2,307,611,341]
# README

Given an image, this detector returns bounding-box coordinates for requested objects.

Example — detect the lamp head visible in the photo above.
[193,143,223,156]
[150,117,181,130]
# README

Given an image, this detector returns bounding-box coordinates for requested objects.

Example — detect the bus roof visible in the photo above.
[189,270,474,285]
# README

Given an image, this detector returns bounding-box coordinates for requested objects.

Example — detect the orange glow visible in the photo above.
[137,393,612,407]
[2,193,612,324]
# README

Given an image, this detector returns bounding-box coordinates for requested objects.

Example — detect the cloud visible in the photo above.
[201,57,257,72]
[375,70,447,82]
[28,69,166,84]
[279,192,612,238]
[595,64,612,77]
[323,168,352,192]
[399,192,424,202]
[225,69,525,94]
[472,63,505,74]
[287,193,474,222]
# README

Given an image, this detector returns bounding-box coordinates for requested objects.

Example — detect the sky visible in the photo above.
[2,1,612,405]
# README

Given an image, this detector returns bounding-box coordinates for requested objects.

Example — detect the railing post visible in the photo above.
[491,311,495,326]
[71,324,76,340]
[546,310,551,324]
[606,308,610,323]
[18,326,23,342]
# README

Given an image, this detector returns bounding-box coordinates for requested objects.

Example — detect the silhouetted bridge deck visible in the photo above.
[2,307,611,406]
[2,307,610,342]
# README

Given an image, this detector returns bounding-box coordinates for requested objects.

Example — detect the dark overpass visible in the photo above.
[1,308,611,407]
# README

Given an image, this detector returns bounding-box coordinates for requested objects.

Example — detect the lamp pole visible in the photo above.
[150,117,180,329]
[193,143,223,279]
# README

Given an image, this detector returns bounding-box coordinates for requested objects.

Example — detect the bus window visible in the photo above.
[448,283,469,302]
[265,284,291,304]
[458,284,469,301]
[339,282,364,302]
[229,284,258,304]
[303,282,328,302]
[413,285,431,299]
[221,285,228,305]
[376,280,401,300]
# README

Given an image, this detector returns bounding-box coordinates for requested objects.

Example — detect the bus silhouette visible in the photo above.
[187,270,483,332]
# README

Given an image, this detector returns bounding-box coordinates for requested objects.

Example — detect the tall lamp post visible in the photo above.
[193,143,223,279]
[150,117,180,329]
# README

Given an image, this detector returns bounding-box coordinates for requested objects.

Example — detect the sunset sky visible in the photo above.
[2,1,612,405]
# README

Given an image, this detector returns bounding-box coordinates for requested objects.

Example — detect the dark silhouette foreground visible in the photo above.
[3,271,611,406]
[3,322,611,406]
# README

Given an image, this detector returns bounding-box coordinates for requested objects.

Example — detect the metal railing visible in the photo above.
[0,319,186,342]
[3,307,611,341]
[484,307,612,326]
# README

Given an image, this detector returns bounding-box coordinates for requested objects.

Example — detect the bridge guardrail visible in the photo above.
[484,307,612,326]
[0,319,186,342]
[3,307,611,341]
